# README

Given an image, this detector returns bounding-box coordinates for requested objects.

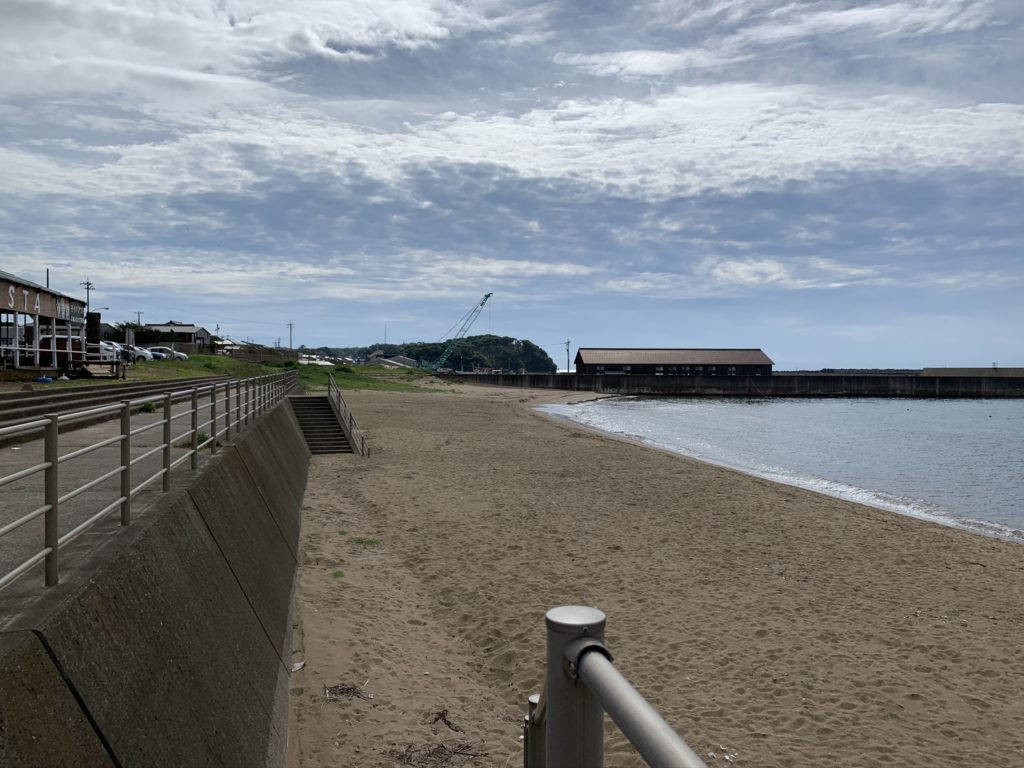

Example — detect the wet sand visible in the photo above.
[286,384,1024,768]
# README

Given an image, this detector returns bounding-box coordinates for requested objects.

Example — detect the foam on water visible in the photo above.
[540,398,1024,544]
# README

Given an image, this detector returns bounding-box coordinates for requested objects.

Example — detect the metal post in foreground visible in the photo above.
[524,692,544,768]
[162,394,172,492]
[235,379,242,436]
[190,388,199,470]
[210,384,218,454]
[545,606,607,767]
[224,381,233,438]
[120,401,131,525]
[43,414,60,586]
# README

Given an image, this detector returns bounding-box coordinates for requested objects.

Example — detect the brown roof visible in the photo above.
[576,348,774,366]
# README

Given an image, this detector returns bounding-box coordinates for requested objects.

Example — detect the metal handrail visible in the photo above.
[524,606,708,768]
[0,370,300,592]
[326,372,369,456]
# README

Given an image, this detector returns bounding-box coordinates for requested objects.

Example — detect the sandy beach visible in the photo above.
[286,383,1024,768]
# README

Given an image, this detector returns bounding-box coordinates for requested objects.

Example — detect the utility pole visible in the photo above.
[80,278,94,314]
[287,322,295,349]
[135,311,143,325]
[565,339,571,373]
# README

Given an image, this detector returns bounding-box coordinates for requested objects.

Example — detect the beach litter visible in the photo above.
[386,741,487,766]
[423,709,464,732]
[323,682,374,702]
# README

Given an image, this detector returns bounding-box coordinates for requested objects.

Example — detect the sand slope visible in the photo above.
[287,385,1024,768]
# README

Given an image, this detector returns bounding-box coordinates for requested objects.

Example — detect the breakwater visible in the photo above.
[0,401,310,767]
[449,373,1024,398]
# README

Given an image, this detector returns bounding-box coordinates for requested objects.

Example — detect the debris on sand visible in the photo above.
[423,709,464,732]
[323,683,372,702]
[387,741,487,766]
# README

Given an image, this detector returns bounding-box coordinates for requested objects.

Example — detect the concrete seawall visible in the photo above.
[452,373,1024,397]
[0,402,310,767]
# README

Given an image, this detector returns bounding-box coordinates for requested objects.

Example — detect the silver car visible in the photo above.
[147,346,188,361]
[125,345,153,362]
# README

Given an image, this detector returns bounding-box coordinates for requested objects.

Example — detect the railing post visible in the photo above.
[525,692,545,768]
[245,379,251,426]
[120,401,131,525]
[210,384,218,454]
[44,414,60,586]
[224,381,233,438]
[190,388,199,470]
[235,379,241,436]
[162,394,172,492]
[545,606,606,767]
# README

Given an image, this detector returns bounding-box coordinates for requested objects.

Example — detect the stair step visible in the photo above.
[289,396,353,454]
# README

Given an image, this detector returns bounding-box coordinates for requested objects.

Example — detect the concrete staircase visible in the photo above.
[289,396,352,454]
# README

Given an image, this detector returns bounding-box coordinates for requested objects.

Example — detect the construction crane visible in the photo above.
[425,292,492,371]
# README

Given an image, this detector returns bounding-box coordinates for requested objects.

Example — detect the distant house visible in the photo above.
[384,355,418,368]
[144,321,212,351]
[574,348,774,376]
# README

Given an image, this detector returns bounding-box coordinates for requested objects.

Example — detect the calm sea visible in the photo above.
[540,397,1024,542]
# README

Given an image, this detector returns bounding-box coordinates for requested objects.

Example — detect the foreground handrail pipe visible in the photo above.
[0,418,49,438]
[0,461,51,489]
[528,606,708,768]
[578,651,708,768]
[57,402,122,424]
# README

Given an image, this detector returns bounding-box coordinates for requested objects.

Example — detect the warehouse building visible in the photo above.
[574,348,774,376]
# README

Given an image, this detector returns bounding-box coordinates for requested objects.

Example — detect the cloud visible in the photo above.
[0,0,1021,364]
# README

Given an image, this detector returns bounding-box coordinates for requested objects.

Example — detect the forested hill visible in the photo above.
[310,335,557,373]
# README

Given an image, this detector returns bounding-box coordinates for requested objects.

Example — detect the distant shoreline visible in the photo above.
[444,371,1024,398]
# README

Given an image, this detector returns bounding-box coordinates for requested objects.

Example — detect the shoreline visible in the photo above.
[536,400,1024,546]
[287,383,1024,768]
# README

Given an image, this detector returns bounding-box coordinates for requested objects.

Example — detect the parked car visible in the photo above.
[97,341,120,362]
[124,344,153,362]
[147,346,188,361]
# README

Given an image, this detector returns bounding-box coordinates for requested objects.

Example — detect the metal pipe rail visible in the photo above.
[326,372,369,456]
[0,370,300,592]
[524,606,708,768]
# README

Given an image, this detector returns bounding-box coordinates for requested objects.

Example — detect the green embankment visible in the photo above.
[132,356,442,393]
[0,355,445,394]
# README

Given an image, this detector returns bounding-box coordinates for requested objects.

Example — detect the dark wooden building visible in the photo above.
[2,269,87,372]
[574,348,774,376]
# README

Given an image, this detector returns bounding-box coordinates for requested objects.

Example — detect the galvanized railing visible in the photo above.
[327,371,369,456]
[0,371,299,592]
[524,606,708,768]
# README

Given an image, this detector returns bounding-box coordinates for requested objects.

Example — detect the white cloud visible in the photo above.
[0,0,492,103]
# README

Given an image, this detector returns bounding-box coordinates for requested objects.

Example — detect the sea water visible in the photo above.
[540,397,1024,542]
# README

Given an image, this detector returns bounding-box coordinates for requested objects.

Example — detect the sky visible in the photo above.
[1,0,1022,370]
